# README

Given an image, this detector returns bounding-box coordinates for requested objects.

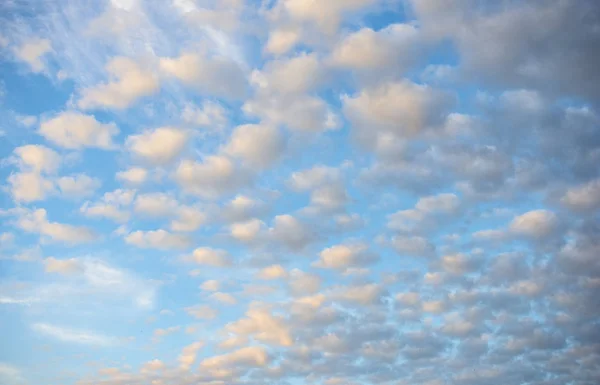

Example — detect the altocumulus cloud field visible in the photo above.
[0,0,599,384]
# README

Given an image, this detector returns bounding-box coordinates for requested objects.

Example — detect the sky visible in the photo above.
[0,0,599,384]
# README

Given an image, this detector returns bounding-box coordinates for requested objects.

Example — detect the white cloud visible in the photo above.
[230,219,265,242]
[254,53,324,95]
[78,57,159,110]
[116,167,148,185]
[57,174,101,198]
[257,264,288,280]
[160,52,247,99]
[269,214,316,251]
[43,257,84,275]
[125,229,191,249]
[178,341,204,370]
[12,144,61,174]
[13,38,52,73]
[509,210,560,239]
[343,79,454,144]
[185,304,218,319]
[391,236,436,258]
[133,192,179,217]
[0,363,25,385]
[330,23,421,74]
[288,165,340,191]
[226,307,293,346]
[181,100,228,129]
[174,156,252,199]
[8,172,55,203]
[199,346,269,373]
[265,28,301,55]
[16,208,97,245]
[243,92,338,133]
[170,207,207,232]
[188,247,232,267]
[223,124,285,169]
[561,178,600,212]
[315,243,378,270]
[39,111,119,149]
[126,127,188,165]
[281,0,378,34]
[80,189,135,223]
[31,323,118,346]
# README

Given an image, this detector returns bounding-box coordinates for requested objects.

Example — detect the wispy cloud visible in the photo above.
[31,323,118,346]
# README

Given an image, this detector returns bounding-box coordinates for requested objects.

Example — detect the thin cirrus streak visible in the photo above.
[0,0,599,385]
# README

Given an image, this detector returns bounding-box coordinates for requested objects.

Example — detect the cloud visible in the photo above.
[11,144,61,174]
[174,156,252,199]
[343,79,454,143]
[561,178,600,212]
[188,247,232,267]
[116,167,148,185]
[509,210,561,239]
[31,323,118,346]
[39,111,119,149]
[226,306,293,346]
[80,189,136,223]
[126,127,188,166]
[199,346,269,373]
[125,229,191,250]
[43,257,84,275]
[160,52,247,99]
[178,341,204,370]
[222,124,285,169]
[13,38,52,73]
[257,264,288,280]
[269,214,317,251]
[78,57,159,110]
[15,208,97,244]
[330,23,421,75]
[57,174,101,198]
[314,243,378,270]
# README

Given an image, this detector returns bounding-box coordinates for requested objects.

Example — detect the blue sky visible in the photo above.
[1,0,599,384]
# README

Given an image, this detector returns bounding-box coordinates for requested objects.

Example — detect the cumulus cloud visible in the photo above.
[78,57,159,110]
[13,38,52,73]
[174,156,252,199]
[126,127,188,165]
[160,52,247,99]
[314,243,378,270]
[222,124,285,169]
[125,229,191,250]
[39,111,119,149]
[15,208,97,245]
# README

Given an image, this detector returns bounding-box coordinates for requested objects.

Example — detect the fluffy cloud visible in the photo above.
[188,247,232,267]
[13,38,52,73]
[57,174,101,198]
[314,243,378,270]
[116,167,148,185]
[174,156,252,199]
[31,323,117,346]
[160,52,247,99]
[226,307,293,346]
[125,229,191,250]
[561,178,600,212]
[343,80,454,141]
[15,208,97,244]
[222,124,285,169]
[509,210,561,239]
[39,111,119,149]
[78,57,159,110]
[269,215,316,251]
[126,127,188,165]
[330,23,421,75]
